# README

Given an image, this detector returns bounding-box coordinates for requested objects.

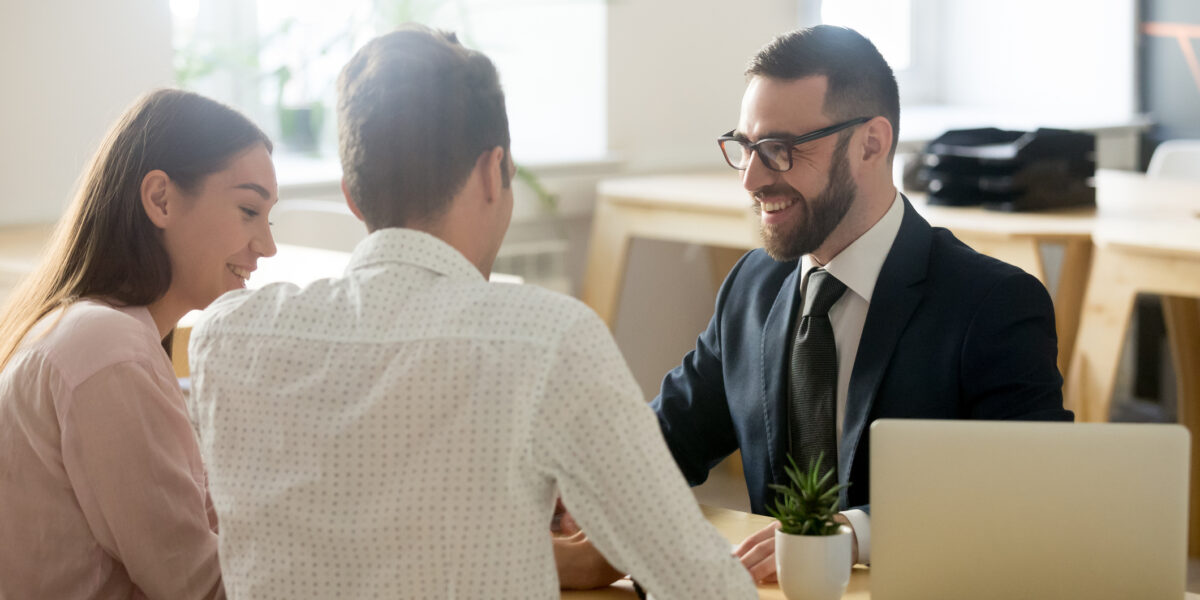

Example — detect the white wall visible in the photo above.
[607,0,799,173]
[0,0,174,226]
[603,0,801,399]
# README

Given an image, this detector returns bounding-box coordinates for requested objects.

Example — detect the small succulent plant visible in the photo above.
[767,452,849,536]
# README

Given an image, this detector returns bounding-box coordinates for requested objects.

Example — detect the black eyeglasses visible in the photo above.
[717,117,872,172]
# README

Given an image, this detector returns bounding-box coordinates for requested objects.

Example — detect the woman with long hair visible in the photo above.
[0,89,276,599]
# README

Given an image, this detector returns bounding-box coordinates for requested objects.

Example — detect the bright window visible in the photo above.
[821,0,912,70]
[171,0,607,164]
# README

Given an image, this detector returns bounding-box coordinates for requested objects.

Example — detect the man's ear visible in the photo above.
[342,179,366,222]
[140,170,172,229]
[859,116,893,165]
[478,146,506,204]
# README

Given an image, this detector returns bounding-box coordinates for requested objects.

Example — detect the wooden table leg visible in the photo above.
[1054,240,1094,378]
[1164,296,1200,557]
[1065,246,1139,422]
[581,200,635,329]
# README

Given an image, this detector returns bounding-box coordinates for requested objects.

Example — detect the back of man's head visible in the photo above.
[337,24,511,231]
[747,25,900,159]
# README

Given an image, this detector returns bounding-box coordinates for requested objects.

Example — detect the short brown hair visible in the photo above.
[337,24,511,230]
[747,25,900,158]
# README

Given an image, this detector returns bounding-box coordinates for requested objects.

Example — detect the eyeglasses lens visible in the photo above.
[721,139,790,171]
[721,139,750,169]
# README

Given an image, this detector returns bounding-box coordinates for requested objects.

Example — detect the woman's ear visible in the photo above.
[140,170,172,229]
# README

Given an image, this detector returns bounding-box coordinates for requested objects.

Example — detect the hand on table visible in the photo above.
[733,515,858,583]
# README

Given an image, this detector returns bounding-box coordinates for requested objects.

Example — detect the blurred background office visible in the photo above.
[2,0,1198,504]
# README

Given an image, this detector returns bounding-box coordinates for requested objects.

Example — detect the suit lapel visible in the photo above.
[760,263,803,490]
[839,196,933,499]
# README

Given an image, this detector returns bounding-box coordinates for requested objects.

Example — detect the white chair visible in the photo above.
[269,199,368,253]
[1146,139,1200,181]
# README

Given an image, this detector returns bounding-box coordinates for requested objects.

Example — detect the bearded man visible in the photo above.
[646,24,1072,582]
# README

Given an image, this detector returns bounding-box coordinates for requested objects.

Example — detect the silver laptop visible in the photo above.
[871,419,1189,600]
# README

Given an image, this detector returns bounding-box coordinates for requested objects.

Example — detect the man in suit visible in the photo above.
[647,24,1073,582]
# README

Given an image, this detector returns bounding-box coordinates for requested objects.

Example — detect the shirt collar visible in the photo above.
[347,228,485,282]
[801,190,904,303]
[121,304,161,336]
[66,299,160,341]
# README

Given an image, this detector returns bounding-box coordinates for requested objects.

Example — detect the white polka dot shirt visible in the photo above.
[189,228,757,600]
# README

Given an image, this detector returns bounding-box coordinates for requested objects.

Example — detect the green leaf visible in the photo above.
[769,451,852,536]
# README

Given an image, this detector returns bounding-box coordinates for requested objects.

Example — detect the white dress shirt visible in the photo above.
[189,228,756,600]
[799,190,904,564]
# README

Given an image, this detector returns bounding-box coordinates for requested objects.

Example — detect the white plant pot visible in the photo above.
[775,525,853,600]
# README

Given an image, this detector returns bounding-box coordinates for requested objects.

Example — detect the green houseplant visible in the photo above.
[767,453,848,535]
[768,453,854,600]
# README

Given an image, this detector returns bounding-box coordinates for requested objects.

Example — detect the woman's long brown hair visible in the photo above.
[0,89,271,369]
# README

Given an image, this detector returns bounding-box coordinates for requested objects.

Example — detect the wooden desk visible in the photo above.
[562,505,869,599]
[582,173,761,325]
[1065,171,1200,556]
[582,173,1095,374]
[565,504,1198,599]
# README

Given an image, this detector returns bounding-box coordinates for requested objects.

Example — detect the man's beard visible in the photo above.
[756,139,857,262]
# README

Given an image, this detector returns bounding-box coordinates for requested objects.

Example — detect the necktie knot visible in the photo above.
[803,269,847,317]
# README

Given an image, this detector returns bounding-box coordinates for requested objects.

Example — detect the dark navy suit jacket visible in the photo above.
[650,197,1073,515]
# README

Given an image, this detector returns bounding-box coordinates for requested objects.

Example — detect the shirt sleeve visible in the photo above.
[531,310,757,600]
[840,508,871,564]
[60,360,224,600]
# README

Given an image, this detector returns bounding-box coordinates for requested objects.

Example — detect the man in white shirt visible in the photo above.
[189,25,757,599]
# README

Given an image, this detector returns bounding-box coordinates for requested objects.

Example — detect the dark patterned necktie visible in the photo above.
[788,268,847,480]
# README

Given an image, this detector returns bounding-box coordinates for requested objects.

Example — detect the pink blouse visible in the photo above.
[0,299,223,599]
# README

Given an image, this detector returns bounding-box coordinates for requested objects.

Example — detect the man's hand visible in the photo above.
[551,497,580,536]
[553,532,624,589]
[733,520,781,583]
[551,498,622,590]
[733,517,859,583]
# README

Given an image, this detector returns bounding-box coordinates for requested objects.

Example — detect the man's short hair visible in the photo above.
[747,25,900,158]
[337,24,511,230]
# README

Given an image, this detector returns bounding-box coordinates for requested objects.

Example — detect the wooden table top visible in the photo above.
[1091,169,1200,256]
[562,505,869,599]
